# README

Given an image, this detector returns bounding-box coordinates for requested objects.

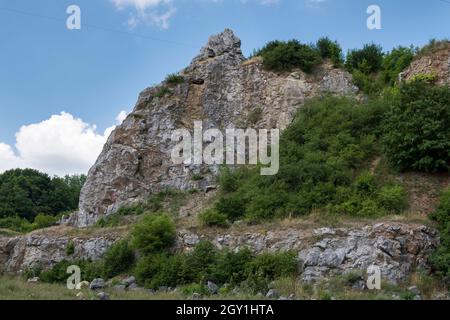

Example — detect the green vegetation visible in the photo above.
[134,240,297,292]
[345,43,384,74]
[198,209,228,227]
[254,40,322,73]
[130,213,176,256]
[381,46,415,85]
[165,73,184,85]
[66,241,75,256]
[429,188,450,284]
[0,169,85,232]
[155,86,170,98]
[316,37,344,67]
[382,80,450,172]
[102,240,135,279]
[204,95,404,223]
[416,39,450,59]
[96,190,187,227]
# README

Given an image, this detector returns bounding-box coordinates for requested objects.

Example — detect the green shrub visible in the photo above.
[316,37,344,67]
[180,283,209,295]
[381,46,415,85]
[416,39,450,58]
[211,95,390,222]
[346,43,384,74]
[212,248,253,285]
[217,166,241,193]
[66,241,75,256]
[165,73,184,85]
[215,194,246,221]
[130,213,176,256]
[134,254,189,289]
[351,70,384,95]
[155,87,170,98]
[199,209,228,227]
[429,188,450,283]
[257,39,322,73]
[382,81,450,172]
[33,214,57,229]
[377,185,407,213]
[0,216,34,233]
[409,72,438,84]
[246,251,297,280]
[116,203,145,216]
[102,240,135,279]
[40,259,104,284]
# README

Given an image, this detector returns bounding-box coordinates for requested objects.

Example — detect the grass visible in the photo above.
[2,271,445,300]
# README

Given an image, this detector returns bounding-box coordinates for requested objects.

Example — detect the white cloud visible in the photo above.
[111,0,281,29]
[112,0,176,29]
[0,111,128,176]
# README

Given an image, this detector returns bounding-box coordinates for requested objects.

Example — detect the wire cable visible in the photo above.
[0,6,196,48]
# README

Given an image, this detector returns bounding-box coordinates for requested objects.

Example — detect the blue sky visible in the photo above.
[0,0,449,175]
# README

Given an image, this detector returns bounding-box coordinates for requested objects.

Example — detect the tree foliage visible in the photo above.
[382,81,450,172]
[0,169,85,221]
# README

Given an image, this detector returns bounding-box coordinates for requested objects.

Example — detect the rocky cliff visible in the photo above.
[0,231,119,273]
[72,29,357,228]
[0,222,439,284]
[401,41,450,85]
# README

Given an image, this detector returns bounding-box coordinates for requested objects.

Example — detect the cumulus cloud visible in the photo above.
[0,111,128,176]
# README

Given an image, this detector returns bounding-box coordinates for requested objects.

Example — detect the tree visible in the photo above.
[382,81,450,172]
[0,169,86,221]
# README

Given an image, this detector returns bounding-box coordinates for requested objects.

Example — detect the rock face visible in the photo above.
[401,41,450,85]
[72,29,357,227]
[0,234,117,273]
[177,222,439,284]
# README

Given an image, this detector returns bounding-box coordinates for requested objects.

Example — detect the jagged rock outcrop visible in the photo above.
[73,29,357,227]
[177,222,439,284]
[400,41,450,85]
[0,234,118,273]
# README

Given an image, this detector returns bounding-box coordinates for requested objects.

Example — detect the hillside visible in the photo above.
[1,31,450,300]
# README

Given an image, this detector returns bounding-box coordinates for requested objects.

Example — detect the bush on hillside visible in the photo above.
[381,46,415,85]
[211,96,394,221]
[316,37,344,67]
[102,240,135,279]
[130,213,176,256]
[256,40,322,73]
[382,81,450,172]
[165,73,184,85]
[199,209,228,227]
[346,43,384,74]
[429,188,450,284]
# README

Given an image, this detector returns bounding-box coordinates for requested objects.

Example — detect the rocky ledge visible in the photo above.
[0,233,119,273]
[178,222,439,284]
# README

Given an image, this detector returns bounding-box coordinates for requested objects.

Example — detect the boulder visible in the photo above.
[90,278,105,290]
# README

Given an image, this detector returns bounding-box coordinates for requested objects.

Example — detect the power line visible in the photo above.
[0,6,196,48]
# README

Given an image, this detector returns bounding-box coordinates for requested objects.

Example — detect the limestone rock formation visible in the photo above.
[72,29,357,227]
[400,41,450,85]
[0,234,118,273]
[177,222,439,284]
